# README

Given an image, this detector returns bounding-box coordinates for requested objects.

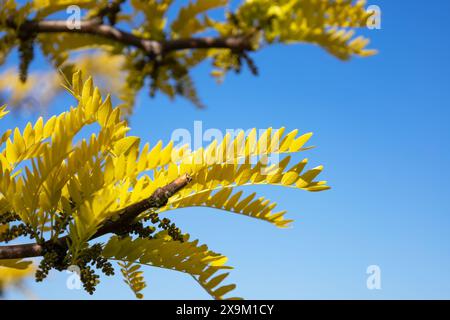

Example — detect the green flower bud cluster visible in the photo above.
[35,242,114,295]
[128,221,156,238]
[0,223,34,243]
[97,0,126,26]
[113,211,184,242]
[17,28,36,83]
[0,212,35,243]
[35,251,65,282]
[53,210,73,236]
[35,242,71,282]
[75,244,114,294]
[0,212,19,224]
[145,212,184,242]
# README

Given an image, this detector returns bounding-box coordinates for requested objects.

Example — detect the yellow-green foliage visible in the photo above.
[0,72,329,298]
[104,232,238,300]
[0,0,376,114]
[0,259,34,294]
[117,261,146,299]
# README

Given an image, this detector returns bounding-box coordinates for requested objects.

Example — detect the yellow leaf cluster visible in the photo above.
[0,71,138,251]
[171,0,227,38]
[130,0,173,40]
[33,0,100,19]
[229,0,376,59]
[0,72,329,298]
[152,128,329,227]
[118,261,146,299]
[103,232,238,300]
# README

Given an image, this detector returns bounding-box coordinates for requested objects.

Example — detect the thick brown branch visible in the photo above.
[9,19,252,56]
[0,174,192,260]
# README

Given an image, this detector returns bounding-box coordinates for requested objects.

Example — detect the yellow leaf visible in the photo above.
[113,136,140,156]
[5,139,18,163]
[0,105,9,119]
[0,259,33,270]
[289,133,313,152]
[281,171,298,185]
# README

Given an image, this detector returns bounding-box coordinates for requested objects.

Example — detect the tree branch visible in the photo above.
[7,19,253,56]
[0,173,192,261]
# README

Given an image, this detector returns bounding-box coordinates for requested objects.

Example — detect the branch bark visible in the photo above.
[0,173,192,261]
[7,19,253,56]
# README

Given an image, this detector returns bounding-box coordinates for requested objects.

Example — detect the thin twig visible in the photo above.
[5,18,253,57]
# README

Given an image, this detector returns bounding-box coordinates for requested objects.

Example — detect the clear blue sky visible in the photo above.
[2,0,450,299]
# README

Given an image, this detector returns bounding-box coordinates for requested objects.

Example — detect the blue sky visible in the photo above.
[2,0,450,299]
